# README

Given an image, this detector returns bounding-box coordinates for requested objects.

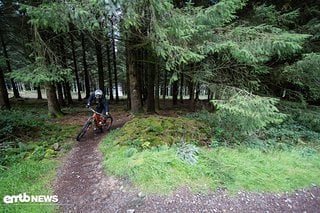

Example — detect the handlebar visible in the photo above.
[88,107,110,117]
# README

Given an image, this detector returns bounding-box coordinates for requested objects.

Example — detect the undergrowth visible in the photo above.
[0,100,79,212]
[115,116,211,149]
[100,102,320,194]
[100,130,320,194]
[0,107,78,168]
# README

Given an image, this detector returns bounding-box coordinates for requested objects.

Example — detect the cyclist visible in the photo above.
[86,89,110,131]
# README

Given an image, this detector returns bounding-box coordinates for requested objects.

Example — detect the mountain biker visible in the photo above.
[86,89,110,130]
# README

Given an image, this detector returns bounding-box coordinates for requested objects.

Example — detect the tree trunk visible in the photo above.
[46,83,63,117]
[111,19,119,102]
[146,51,155,113]
[81,33,90,99]
[163,69,167,102]
[155,63,160,111]
[127,32,143,113]
[70,34,82,101]
[0,31,20,98]
[180,72,184,103]
[195,84,200,101]
[106,41,114,101]
[63,81,73,105]
[172,78,178,105]
[189,80,194,101]
[0,66,10,109]
[36,86,42,99]
[59,37,73,105]
[95,38,105,94]
[56,83,66,106]
[125,39,131,110]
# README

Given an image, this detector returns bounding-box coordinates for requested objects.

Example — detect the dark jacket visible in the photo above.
[87,93,109,114]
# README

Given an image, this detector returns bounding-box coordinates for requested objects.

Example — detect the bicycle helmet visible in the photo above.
[94,89,103,99]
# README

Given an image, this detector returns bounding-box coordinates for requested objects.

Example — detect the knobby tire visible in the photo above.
[76,120,92,141]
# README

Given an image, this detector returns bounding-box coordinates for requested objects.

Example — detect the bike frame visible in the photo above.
[76,107,113,141]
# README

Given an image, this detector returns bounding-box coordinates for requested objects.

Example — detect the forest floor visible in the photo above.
[53,109,320,213]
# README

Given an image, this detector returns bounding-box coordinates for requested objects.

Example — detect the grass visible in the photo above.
[100,129,320,194]
[0,159,58,212]
[0,99,80,212]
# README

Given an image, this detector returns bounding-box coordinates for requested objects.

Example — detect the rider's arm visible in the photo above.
[87,93,95,107]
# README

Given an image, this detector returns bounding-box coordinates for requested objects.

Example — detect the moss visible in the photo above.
[115,116,211,148]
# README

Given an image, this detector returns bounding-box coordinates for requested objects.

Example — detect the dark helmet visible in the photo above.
[94,89,103,99]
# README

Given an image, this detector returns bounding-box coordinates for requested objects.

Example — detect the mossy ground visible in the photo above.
[114,116,211,148]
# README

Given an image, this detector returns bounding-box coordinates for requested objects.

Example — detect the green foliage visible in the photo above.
[0,110,45,142]
[0,104,78,167]
[151,0,248,70]
[176,141,199,165]
[253,4,299,28]
[264,124,320,145]
[283,53,320,100]
[114,116,211,148]
[11,59,72,85]
[211,92,286,137]
[23,3,70,33]
[100,132,320,194]
[0,56,5,67]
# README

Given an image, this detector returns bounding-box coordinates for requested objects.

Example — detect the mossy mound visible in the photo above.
[115,116,211,148]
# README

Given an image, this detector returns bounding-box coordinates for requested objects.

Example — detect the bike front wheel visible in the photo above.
[76,119,92,141]
[104,116,113,131]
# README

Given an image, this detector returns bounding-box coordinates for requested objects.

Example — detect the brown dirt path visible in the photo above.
[54,112,320,213]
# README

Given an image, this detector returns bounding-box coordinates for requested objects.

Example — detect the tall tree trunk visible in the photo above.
[81,33,90,99]
[127,32,143,113]
[36,86,42,99]
[189,80,194,101]
[63,81,73,105]
[0,66,10,109]
[95,38,105,94]
[163,69,167,102]
[46,83,63,117]
[0,31,20,98]
[125,39,131,110]
[146,51,155,113]
[59,37,73,105]
[172,79,178,105]
[70,34,82,101]
[195,84,200,101]
[56,83,66,106]
[111,19,119,102]
[180,72,184,103]
[106,41,114,101]
[155,63,160,111]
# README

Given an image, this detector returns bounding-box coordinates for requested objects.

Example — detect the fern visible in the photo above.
[176,140,199,165]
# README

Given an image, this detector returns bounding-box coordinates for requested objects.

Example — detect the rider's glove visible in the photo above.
[86,104,90,108]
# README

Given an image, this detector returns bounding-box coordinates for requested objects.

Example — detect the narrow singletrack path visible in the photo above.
[54,114,142,212]
[54,113,320,213]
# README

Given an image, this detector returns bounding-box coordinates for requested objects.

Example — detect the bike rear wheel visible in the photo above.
[76,119,92,141]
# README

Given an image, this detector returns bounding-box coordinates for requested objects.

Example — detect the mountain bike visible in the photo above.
[76,107,113,142]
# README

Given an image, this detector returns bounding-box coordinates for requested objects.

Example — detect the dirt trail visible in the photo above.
[54,113,320,213]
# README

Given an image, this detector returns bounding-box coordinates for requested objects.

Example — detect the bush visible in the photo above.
[0,110,45,142]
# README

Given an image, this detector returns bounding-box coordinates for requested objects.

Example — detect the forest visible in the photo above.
[0,0,320,212]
